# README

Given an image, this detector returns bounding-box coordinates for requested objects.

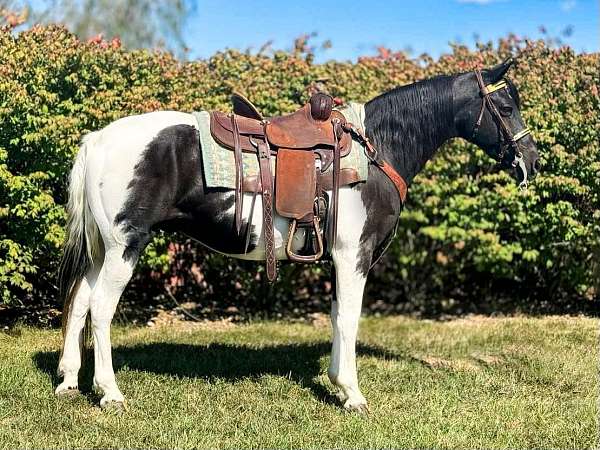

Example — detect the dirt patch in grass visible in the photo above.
[146,309,237,332]
[414,355,481,372]
[471,353,504,366]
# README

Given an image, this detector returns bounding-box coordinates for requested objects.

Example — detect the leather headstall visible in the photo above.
[472,69,532,188]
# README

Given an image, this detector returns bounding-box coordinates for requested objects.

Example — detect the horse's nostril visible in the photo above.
[533,158,541,174]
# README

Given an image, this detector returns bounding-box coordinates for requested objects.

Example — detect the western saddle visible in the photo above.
[210,92,407,281]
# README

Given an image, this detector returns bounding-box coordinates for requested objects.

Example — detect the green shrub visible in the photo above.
[0,25,598,315]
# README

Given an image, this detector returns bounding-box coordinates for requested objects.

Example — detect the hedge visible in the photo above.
[1,25,598,317]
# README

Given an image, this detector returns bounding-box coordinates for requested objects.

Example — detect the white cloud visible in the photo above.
[561,0,576,11]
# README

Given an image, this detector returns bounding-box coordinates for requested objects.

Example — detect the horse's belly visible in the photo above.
[227,214,309,261]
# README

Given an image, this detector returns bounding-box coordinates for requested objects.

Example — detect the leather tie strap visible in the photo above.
[231,114,244,235]
[256,138,277,282]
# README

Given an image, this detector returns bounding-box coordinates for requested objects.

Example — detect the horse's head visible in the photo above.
[454,58,540,188]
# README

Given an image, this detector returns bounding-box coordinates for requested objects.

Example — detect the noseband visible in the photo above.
[471,69,531,189]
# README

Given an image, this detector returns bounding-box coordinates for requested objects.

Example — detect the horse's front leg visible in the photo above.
[329,253,368,412]
[328,189,370,413]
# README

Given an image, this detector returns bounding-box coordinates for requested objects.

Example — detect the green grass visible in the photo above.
[0,315,597,449]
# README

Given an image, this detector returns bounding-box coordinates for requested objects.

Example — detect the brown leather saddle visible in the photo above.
[210,92,408,281]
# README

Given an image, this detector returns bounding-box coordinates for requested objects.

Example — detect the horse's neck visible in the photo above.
[364,76,458,183]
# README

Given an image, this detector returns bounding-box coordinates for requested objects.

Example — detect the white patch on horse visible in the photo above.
[84,111,198,240]
[226,192,308,261]
[328,186,370,412]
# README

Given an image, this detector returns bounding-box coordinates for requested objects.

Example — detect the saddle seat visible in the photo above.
[212,96,352,161]
[265,95,347,150]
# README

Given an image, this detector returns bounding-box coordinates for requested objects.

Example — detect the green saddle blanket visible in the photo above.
[193,102,369,189]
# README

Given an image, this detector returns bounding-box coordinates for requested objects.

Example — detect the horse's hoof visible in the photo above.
[55,384,80,398]
[343,398,370,415]
[100,399,126,413]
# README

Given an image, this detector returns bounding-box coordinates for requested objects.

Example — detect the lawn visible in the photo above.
[0,315,597,449]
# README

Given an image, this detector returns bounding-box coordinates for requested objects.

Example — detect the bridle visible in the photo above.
[472,69,531,189]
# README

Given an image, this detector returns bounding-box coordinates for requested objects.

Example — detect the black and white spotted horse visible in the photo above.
[57,59,539,411]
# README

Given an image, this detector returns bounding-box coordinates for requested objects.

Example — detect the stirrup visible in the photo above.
[286,217,324,262]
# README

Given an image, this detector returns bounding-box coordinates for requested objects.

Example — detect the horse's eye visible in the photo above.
[500,105,513,116]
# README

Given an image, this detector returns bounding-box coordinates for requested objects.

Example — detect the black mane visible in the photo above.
[364,75,456,183]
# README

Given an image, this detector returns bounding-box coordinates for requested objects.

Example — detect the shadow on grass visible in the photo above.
[33,341,407,406]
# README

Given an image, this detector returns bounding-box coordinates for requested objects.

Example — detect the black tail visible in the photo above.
[58,234,90,337]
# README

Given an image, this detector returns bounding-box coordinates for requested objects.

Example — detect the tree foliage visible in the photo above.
[2,0,191,53]
[0,25,598,315]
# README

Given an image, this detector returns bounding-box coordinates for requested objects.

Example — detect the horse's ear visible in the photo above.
[486,57,514,82]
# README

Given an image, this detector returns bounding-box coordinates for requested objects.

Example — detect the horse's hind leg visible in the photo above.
[88,244,138,408]
[55,263,101,395]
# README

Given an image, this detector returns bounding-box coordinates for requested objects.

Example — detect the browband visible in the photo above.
[484,80,507,95]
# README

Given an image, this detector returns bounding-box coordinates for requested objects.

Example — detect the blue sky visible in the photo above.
[183,0,598,62]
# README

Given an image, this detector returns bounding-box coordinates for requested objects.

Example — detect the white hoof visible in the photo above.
[343,396,369,414]
[55,382,80,397]
[99,391,126,411]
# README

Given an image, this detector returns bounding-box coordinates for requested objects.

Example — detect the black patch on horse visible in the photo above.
[356,76,456,275]
[114,124,257,261]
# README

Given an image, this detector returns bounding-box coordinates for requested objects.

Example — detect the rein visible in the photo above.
[472,69,531,189]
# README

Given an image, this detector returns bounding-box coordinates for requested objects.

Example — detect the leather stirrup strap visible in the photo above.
[329,118,342,250]
[257,139,277,281]
[231,114,243,235]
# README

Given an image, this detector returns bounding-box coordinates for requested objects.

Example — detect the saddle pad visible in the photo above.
[193,104,369,190]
